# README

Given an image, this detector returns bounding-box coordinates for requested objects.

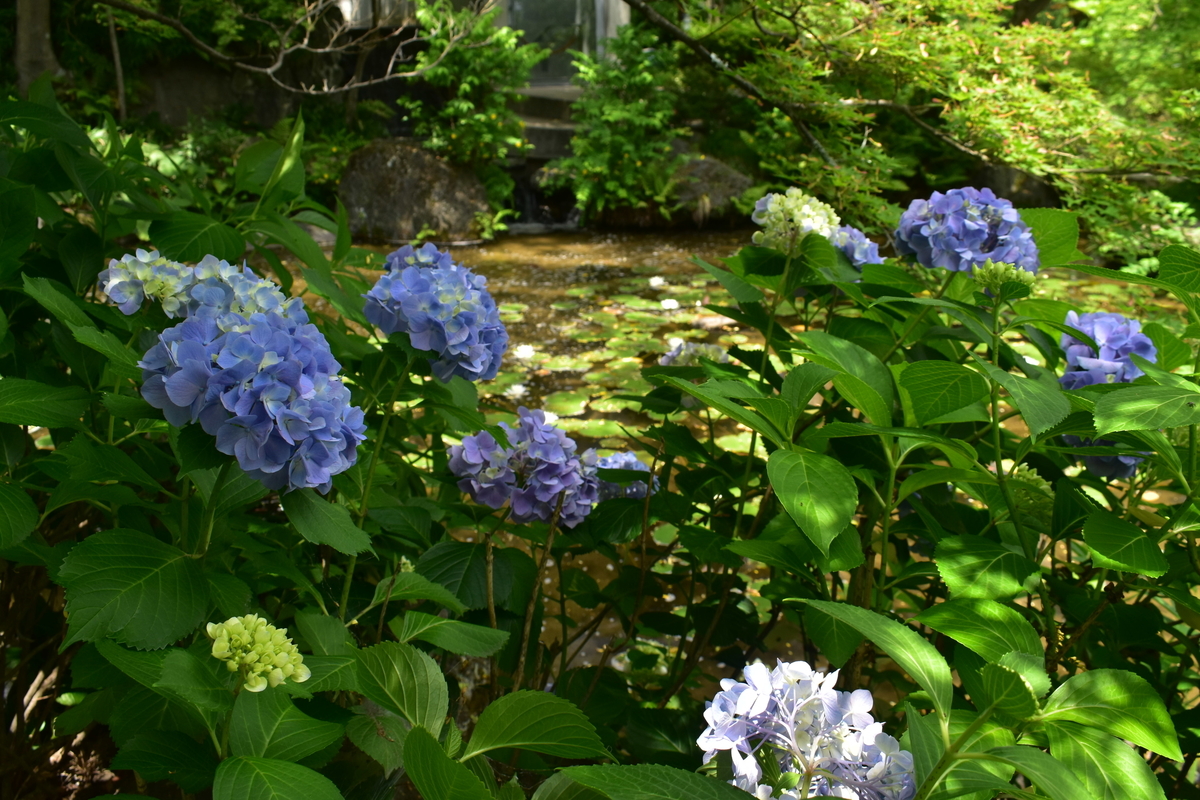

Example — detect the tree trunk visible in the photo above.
[15,0,62,96]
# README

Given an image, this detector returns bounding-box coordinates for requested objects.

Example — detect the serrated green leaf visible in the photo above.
[405,725,493,800]
[916,599,1042,663]
[768,449,858,555]
[282,488,372,555]
[347,712,408,773]
[229,688,344,762]
[294,610,356,656]
[110,731,219,793]
[1039,669,1182,761]
[979,662,1039,722]
[212,756,343,800]
[373,571,468,614]
[22,274,92,329]
[1082,509,1167,577]
[460,691,609,761]
[984,745,1091,800]
[356,642,447,737]
[1022,208,1085,266]
[801,600,952,717]
[1156,244,1200,293]
[1094,384,1200,434]
[58,529,208,649]
[1045,720,1167,800]
[154,649,234,716]
[561,764,756,800]
[0,378,89,428]
[936,535,1038,601]
[150,211,245,262]
[975,359,1069,438]
[0,482,37,548]
[391,611,509,657]
[899,360,990,426]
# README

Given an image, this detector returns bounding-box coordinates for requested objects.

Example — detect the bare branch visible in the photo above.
[93,0,496,95]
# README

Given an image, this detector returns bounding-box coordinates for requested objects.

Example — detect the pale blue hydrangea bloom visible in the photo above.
[448,407,599,529]
[596,451,658,502]
[894,187,1039,275]
[698,660,915,799]
[1059,311,1156,390]
[98,249,196,316]
[830,226,885,271]
[363,243,508,383]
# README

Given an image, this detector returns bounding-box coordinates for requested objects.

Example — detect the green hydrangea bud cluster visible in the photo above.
[751,188,841,254]
[973,259,1036,295]
[206,614,311,693]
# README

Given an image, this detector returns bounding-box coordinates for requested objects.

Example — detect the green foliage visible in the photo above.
[543,26,694,221]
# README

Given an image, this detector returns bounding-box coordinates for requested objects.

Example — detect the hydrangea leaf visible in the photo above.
[229,688,344,762]
[974,358,1070,439]
[404,725,492,800]
[346,712,408,774]
[899,360,990,426]
[282,489,372,555]
[0,378,89,428]
[0,481,37,549]
[1093,384,1200,435]
[58,529,208,649]
[530,772,609,800]
[560,764,756,800]
[1020,208,1086,266]
[372,571,467,614]
[459,691,609,761]
[1039,669,1183,761]
[803,600,952,717]
[1045,720,1168,800]
[110,731,219,793]
[935,535,1039,601]
[983,746,1091,800]
[356,642,447,737]
[390,610,509,657]
[767,449,857,555]
[915,599,1042,663]
[212,756,342,800]
[150,211,245,262]
[979,662,1039,722]
[1156,244,1200,293]
[1082,509,1168,577]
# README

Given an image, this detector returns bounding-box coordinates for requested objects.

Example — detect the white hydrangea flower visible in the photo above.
[751,189,841,254]
[697,659,916,799]
[973,258,1036,295]
[206,614,311,692]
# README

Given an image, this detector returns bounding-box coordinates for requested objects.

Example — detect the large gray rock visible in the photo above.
[339,139,490,243]
[674,154,755,225]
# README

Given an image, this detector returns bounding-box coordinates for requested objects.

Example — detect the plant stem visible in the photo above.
[513,493,565,692]
[338,554,357,622]
[193,461,232,558]
[912,706,995,800]
[485,531,498,629]
[881,269,957,362]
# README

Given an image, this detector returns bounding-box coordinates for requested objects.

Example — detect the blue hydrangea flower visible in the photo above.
[448,407,599,529]
[894,187,1039,275]
[830,226,885,271]
[698,660,915,799]
[117,251,366,494]
[1061,435,1143,480]
[1059,311,1156,390]
[596,451,658,502]
[363,243,508,383]
[659,341,729,367]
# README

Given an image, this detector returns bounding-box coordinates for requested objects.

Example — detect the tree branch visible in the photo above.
[621,0,839,167]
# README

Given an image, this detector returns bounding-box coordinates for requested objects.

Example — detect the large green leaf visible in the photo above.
[984,746,1091,800]
[416,541,535,612]
[347,712,408,774]
[531,772,609,800]
[799,330,894,412]
[915,599,1042,663]
[374,571,468,614]
[404,725,492,800]
[978,662,1039,722]
[22,274,92,329]
[150,211,245,262]
[0,378,89,427]
[1021,208,1086,266]
[935,535,1038,601]
[1156,244,1200,293]
[0,482,38,548]
[802,600,952,716]
[110,731,219,793]
[1082,509,1167,577]
[692,255,764,303]
[229,687,344,762]
[356,642,447,737]
[294,610,356,656]
[392,611,509,657]
[975,360,1069,438]
[0,100,94,151]
[899,360,990,426]
[1039,669,1182,761]
[460,690,609,761]
[561,764,755,799]
[1045,720,1167,800]
[212,756,343,800]
[767,449,858,554]
[1093,383,1200,435]
[282,488,372,555]
[58,529,209,649]
[154,649,234,720]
